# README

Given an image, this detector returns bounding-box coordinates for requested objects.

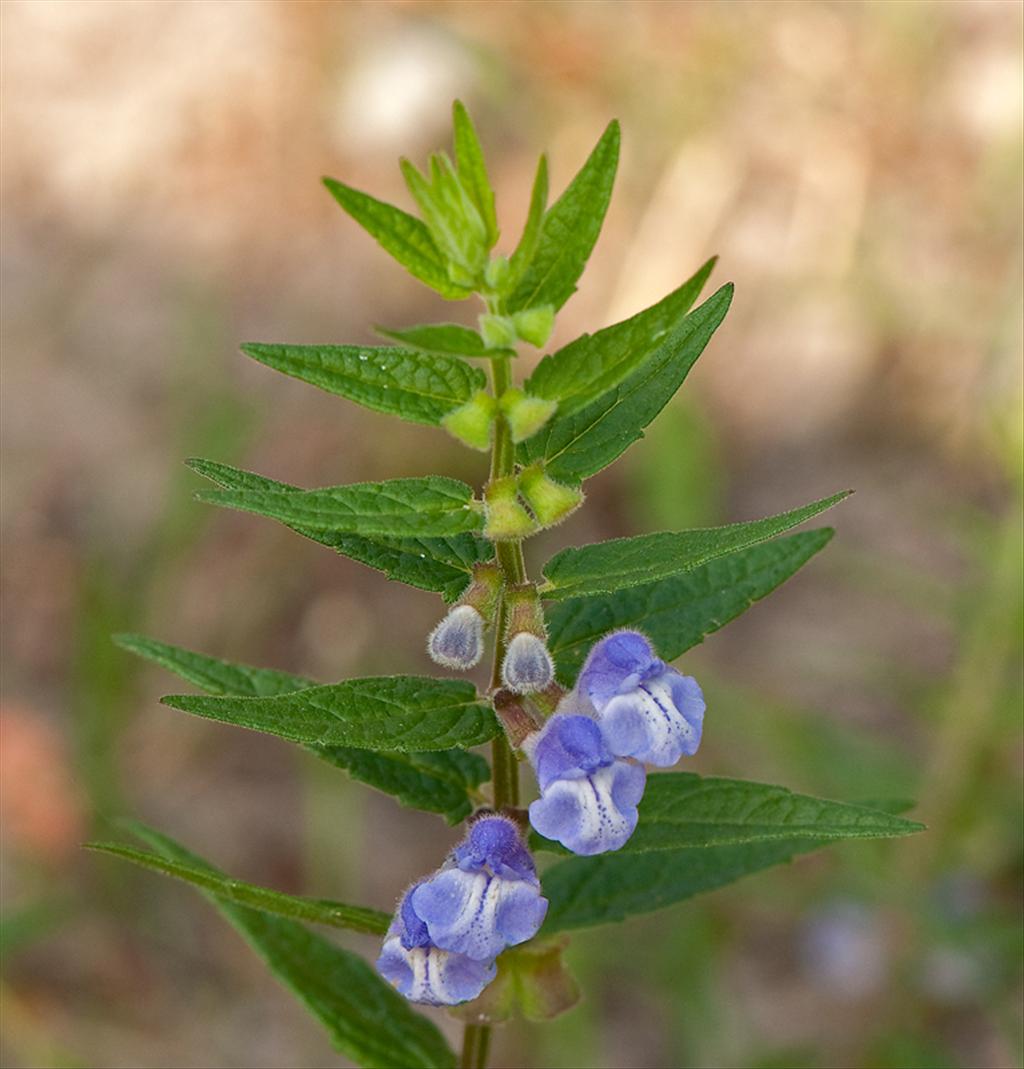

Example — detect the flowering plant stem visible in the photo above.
[487,353,527,811]
[460,1022,492,1069]
[463,352,526,1067]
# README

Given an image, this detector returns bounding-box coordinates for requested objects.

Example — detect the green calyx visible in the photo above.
[479,313,520,351]
[500,388,557,443]
[478,305,554,352]
[449,937,581,1024]
[518,463,584,527]
[484,476,537,540]
[442,390,497,451]
[512,305,554,348]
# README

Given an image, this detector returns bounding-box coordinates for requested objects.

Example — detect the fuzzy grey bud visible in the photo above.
[428,605,484,670]
[501,632,555,694]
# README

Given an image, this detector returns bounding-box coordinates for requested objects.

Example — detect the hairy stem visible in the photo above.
[465,352,528,1068]
[488,353,523,811]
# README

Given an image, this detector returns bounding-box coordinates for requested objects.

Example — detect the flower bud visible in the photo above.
[442,390,497,451]
[484,476,537,541]
[502,633,554,693]
[426,562,502,671]
[518,464,584,527]
[512,305,554,348]
[501,585,553,694]
[498,388,557,443]
[428,605,485,669]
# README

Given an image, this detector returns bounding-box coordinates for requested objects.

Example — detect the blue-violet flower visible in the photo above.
[575,630,705,767]
[526,714,646,856]
[376,884,496,1005]
[410,815,548,962]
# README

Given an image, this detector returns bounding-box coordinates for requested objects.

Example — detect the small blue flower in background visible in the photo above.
[526,714,646,856]
[376,883,497,1005]
[411,814,548,962]
[574,629,705,767]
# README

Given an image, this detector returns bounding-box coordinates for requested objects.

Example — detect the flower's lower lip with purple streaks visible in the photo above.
[529,759,646,855]
[573,629,706,767]
[376,815,547,1002]
[526,713,646,855]
[377,934,496,1006]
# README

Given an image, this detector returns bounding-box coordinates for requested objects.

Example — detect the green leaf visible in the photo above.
[400,154,486,281]
[88,841,390,935]
[314,746,488,826]
[120,823,455,1068]
[188,459,488,601]
[452,100,498,247]
[197,474,483,540]
[546,529,833,681]
[162,676,499,752]
[116,634,491,822]
[507,154,549,290]
[539,491,850,601]
[519,284,733,483]
[322,176,470,301]
[240,343,486,426]
[506,121,620,313]
[113,631,315,696]
[853,798,919,816]
[539,778,922,930]
[542,837,826,933]
[532,772,924,856]
[375,323,501,359]
[526,257,717,415]
[322,531,488,602]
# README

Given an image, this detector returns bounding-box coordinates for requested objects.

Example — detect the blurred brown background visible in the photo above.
[2,2,1022,1067]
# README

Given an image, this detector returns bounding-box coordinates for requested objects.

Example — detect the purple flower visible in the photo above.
[409,815,548,963]
[526,714,646,856]
[376,883,496,1005]
[575,630,704,767]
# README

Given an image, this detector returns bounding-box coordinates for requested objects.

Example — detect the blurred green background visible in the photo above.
[2,2,1021,1067]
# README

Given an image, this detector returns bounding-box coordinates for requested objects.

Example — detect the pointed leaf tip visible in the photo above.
[506,118,621,314]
